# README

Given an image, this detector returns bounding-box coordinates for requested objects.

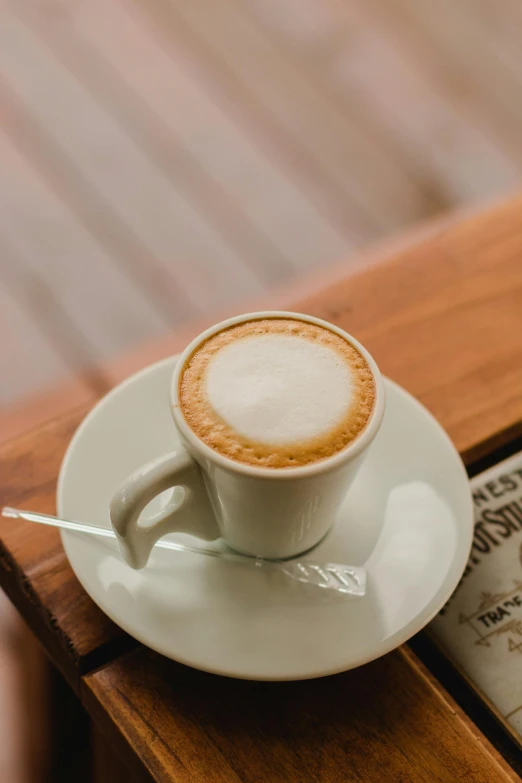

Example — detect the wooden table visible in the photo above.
[2,196,522,782]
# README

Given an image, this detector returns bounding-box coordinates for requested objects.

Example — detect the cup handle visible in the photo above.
[110,448,219,569]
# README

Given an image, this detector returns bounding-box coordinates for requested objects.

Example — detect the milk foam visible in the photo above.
[179,318,376,468]
[206,334,353,445]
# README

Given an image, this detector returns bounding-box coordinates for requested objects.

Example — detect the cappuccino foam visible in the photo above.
[178,319,375,468]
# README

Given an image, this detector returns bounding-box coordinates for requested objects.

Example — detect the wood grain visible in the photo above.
[1,2,522,778]
[82,645,519,783]
[0,278,72,406]
[152,0,429,235]
[1,193,522,779]
[0,8,265,313]
[4,0,522,420]
[103,194,522,465]
[0,130,170,359]
[293,0,521,201]
[0,375,97,448]
[92,728,140,783]
[11,0,350,282]
[0,406,135,692]
[292,195,522,463]
[377,0,522,156]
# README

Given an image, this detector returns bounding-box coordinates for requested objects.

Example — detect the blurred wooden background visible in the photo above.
[2,0,522,429]
[1,0,522,779]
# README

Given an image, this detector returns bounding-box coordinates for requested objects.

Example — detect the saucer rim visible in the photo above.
[57,356,473,680]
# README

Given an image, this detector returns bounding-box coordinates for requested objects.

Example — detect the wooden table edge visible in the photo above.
[399,646,521,781]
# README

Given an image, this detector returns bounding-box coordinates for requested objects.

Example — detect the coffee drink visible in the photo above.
[178,318,376,468]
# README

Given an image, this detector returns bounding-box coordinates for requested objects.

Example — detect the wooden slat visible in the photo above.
[171,0,464,230]
[0,376,98,448]
[0,8,264,314]
[0,408,135,692]
[0,238,108,398]
[468,0,522,58]
[11,0,350,280]
[100,206,470,385]
[137,0,432,238]
[0,193,508,693]
[92,729,140,783]
[373,0,522,154]
[5,0,522,417]
[291,195,522,464]
[1,195,522,779]
[0,83,197,333]
[105,194,522,465]
[170,0,441,229]
[244,0,521,203]
[81,645,519,783]
[0,131,170,359]
[0,283,72,408]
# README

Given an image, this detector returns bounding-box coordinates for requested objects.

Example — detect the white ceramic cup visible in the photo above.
[110,312,385,569]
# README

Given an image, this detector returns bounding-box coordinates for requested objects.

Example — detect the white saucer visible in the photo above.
[57,357,473,680]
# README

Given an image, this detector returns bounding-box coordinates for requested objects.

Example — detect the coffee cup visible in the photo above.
[110,311,385,568]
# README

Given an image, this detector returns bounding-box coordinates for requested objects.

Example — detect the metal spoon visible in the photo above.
[1,506,366,596]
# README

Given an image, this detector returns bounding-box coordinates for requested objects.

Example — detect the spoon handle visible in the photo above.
[1,506,366,595]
